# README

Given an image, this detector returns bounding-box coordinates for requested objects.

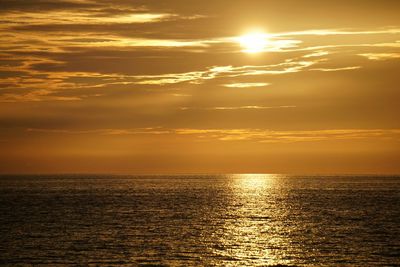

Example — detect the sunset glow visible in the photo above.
[238,31,270,53]
[1,2,400,266]
[0,1,399,174]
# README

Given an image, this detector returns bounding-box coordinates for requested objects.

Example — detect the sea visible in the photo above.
[0,174,399,266]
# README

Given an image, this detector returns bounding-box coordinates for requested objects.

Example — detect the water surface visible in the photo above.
[0,174,399,266]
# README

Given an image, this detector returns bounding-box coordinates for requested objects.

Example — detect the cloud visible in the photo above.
[359,53,400,60]
[25,127,400,144]
[1,1,400,174]
[26,127,170,135]
[175,128,400,143]
[0,0,101,13]
[134,60,318,85]
[2,11,173,26]
[0,49,372,102]
[274,28,400,37]
[303,51,330,58]
[222,83,270,88]
[179,106,296,111]
[0,90,83,102]
[1,0,400,104]
[310,66,361,72]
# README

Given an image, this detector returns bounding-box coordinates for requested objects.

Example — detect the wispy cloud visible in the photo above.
[0,53,365,102]
[310,66,361,72]
[222,83,270,88]
[303,51,330,58]
[1,11,173,26]
[179,106,295,111]
[359,53,400,60]
[25,127,400,143]
[26,127,170,135]
[0,91,83,102]
[134,60,318,85]
[175,128,400,143]
[274,28,400,37]
[1,0,399,104]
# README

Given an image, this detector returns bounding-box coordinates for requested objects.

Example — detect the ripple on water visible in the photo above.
[0,174,399,266]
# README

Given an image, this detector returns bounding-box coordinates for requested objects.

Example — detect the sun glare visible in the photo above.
[238,31,269,53]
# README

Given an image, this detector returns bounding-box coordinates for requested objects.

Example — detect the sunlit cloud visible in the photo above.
[0,50,362,102]
[0,2,399,104]
[231,33,302,53]
[171,93,191,97]
[303,51,330,58]
[179,106,295,111]
[223,83,270,88]
[175,128,400,143]
[1,11,172,26]
[0,90,83,103]
[134,60,318,86]
[237,31,270,53]
[1,1,399,174]
[75,37,210,48]
[310,66,362,72]
[273,28,400,37]
[25,127,400,144]
[26,127,170,135]
[359,53,400,60]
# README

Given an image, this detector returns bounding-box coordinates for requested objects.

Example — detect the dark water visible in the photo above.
[0,174,399,266]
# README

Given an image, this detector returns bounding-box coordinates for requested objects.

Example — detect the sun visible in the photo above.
[238,31,269,54]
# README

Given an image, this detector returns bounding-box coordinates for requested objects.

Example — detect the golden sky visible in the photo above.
[1,0,400,174]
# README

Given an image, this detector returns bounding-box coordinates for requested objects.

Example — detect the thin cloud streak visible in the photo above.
[273,28,400,37]
[25,127,400,144]
[1,11,173,26]
[359,53,400,60]
[310,66,362,72]
[223,83,270,88]
[179,106,296,111]
[134,60,319,85]
[26,127,170,135]
[175,128,400,143]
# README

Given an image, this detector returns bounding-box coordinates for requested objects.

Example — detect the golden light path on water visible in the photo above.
[208,174,295,266]
[1,175,399,265]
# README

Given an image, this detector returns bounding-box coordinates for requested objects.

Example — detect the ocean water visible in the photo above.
[0,174,399,266]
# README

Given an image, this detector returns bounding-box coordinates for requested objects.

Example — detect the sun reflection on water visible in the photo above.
[209,174,293,266]
[234,173,275,190]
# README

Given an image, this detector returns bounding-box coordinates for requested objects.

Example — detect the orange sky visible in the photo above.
[1,0,400,174]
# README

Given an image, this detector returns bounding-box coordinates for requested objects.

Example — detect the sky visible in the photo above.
[0,0,400,174]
